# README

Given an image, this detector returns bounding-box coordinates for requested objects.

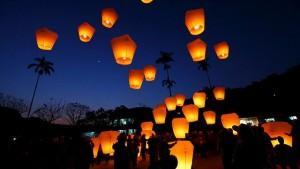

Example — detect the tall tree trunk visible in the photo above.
[166,68,172,96]
[205,70,212,89]
[27,74,40,118]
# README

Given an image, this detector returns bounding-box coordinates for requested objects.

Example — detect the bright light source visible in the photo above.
[265,118,275,122]
[289,116,297,120]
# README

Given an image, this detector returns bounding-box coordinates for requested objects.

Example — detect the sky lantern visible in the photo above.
[185,8,205,35]
[203,110,216,125]
[141,130,156,139]
[101,8,118,28]
[170,141,194,169]
[91,136,101,158]
[172,118,189,139]
[164,96,177,111]
[262,122,293,147]
[175,94,185,106]
[143,65,156,81]
[141,0,153,4]
[111,34,137,66]
[129,69,144,89]
[35,27,58,50]
[221,113,240,133]
[214,41,229,60]
[187,38,207,62]
[182,104,199,122]
[78,22,95,43]
[153,104,167,124]
[193,91,206,108]
[141,121,154,131]
[99,130,120,155]
[213,87,225,100]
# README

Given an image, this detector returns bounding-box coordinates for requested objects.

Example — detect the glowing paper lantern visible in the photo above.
[214,41,229,60]
[187,38,207,62]
[182,104,199,122]
[203,110,216,125]
[170,141,194,169]
[35,27,58,50]
[141,0,153,4]
[164,96,177,111]
[91,136,100,158]
[99,131,120,155]
[213,87,225,100]
[262,122,293,147]
[78,22,95,42]
[143,65,156,81]
[153,104,167,124]
[141,130,156,139]
[193,92,206,108]
[101,8,118,28]
[175,94,185,106]
[185,8,205,35]
[221,113,240,129]
[111,34,137,65]
[141,121,154,131]
[172,118,189,139]
[129,69,144,89]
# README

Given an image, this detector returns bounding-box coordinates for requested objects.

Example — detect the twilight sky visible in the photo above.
[0,0,299,110]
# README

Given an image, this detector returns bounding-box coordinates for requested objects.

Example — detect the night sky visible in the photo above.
[1,0,299,110]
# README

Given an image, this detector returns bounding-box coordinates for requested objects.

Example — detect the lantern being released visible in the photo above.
[187,38,207,62]
[175,94,185,106]
[78,22,95,42]
[99,131,120,155]
[172,118,189,139]
[170,141,194,169]
[141,0,153,4]
[203,111,216,125]
[193,92,206,108]
[213,87,225,100]
[143,65,156,81]
[185,8,205,35]
[165,96,177,111]
[153,104,167,124]
[141,121,154,131]
[214,41,229,60]
[101,8,118,28]
[129,69,144,89]
[182,104,199,122]
[221,113,240,130]
[141,130,156,139]
[111,34,137,65]
[91,136,100,158]
[35,27,58,50]
[262,122,293,147]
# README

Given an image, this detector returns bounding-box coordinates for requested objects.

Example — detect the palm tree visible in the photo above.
[156,51,176,96]
[27,57,54,117]
[197,59,212,89]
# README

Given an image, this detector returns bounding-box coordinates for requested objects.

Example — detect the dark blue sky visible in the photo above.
[1,0,299,110]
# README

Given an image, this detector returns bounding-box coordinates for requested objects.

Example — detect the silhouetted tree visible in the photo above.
[0,92,28,115]
[197,60,212,88]
[65,102,90,125]
[33,98,64,123]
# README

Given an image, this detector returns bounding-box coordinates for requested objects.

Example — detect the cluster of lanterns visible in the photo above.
[91,130,120,158]
[128,65,157,90]
[262,122,293,147]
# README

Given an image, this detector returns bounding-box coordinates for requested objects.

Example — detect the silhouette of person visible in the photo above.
[148,134,159,168]
[218,128,237,169]
[274,136,296,169]
[127,135,139,169]
[113,134,129,169]
[140,135,147,161]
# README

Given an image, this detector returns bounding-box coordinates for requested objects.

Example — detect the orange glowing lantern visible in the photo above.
[213,87,225,100]
[221,113,240,130]
[129,69,144,89]
[164,96,177,111]
[182,104,199,122]
[141,121,154,131]
[203,110,216,125]
[99,131,120,155]
[193,92,206,108]
[187,38,207,62]
[185,8,205,35]
[141,0,153,4]
[91,136,100,158]
[111,34,137,65]
[101,8,118,28]
[175,94,185,106]
[78,22,95,43]
[35,27,58,50]
[262,122,293,147]
[153,104,167,124]
[170,141,194,169]
[172,118,189,139]
[141,130,156,139]
[143,65,156,81]
[214,41,229,60]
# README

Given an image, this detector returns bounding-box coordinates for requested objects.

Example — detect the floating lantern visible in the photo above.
[91,136,100,158]
[170,141,194,169]
[101,8,118,28]
[129,69,144,89]
[78,22,95,43]
[193,92,206,108]
[213,87,225,100]
[141,0,153,4]
[111,34,137,65]
[214,41,229,60]
[203,110,216,125]
[185,8,205,35]
[141,121,154,131]
[99,130,120,155]
[143,65,156,81]
[187,38,207,62]
[141,130,156,139]
[172,118,189,139]
[175,94,185,106]
[262,122,293,147]
[35,27,58,50]
[165,96,177,111]
[221,113,240,133]
[153,104,167,124]
[182,104,199,122]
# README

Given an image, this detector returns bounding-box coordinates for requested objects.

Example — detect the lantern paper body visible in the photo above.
[262,122,293,147]
[165,97,177,111]
[144,65,156,81]
[221,113,240,130]
[35,28,58,50]
[175,94,185,106]
[203,111,216,125]
[193,92,206,108]
[78,22,95,42]
[101,8,118,28]
[141,0,153,4]
[213,87,225,100]
[153,104,167,124]
[141,130,155,139]
[182,104,199,122]
[170,141,194,169]
[172,118,189,139]
[99,131,120,155]
[91,136,100,158]
[111,34,137,65]
[185,8,205,35]
[129,70,144,89]
[214,41,229,60]
[141,121,154,131]
[187,38,207,62]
